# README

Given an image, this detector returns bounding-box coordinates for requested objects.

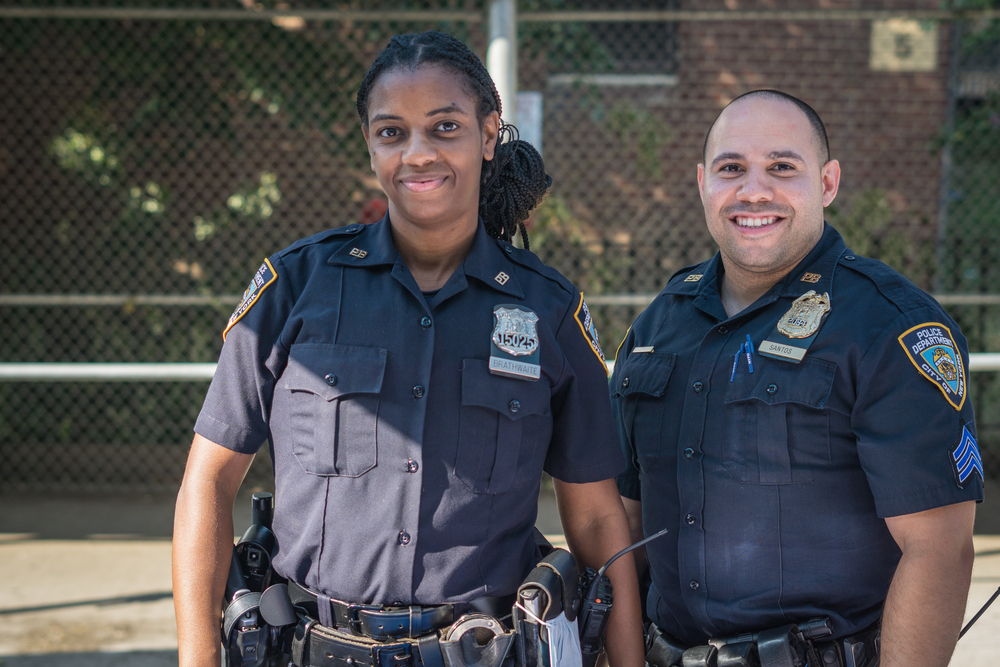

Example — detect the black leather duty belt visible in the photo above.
[287,581,516,641]
[291,617,445,667]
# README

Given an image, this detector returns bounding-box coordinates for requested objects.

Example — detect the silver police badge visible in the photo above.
[776,290,831,339]
[489,305,541,380]
[492,307,539,356]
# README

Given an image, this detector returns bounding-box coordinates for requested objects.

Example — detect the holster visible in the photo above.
[513,548,580,667]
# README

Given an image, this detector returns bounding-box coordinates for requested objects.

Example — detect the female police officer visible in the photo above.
[172,31,643,667]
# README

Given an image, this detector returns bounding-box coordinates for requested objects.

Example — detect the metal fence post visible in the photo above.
[487,0,517,125]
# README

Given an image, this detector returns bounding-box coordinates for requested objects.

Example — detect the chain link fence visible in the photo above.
[2,0,1000,493]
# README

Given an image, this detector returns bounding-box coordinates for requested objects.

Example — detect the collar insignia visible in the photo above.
[801,272,821,283]
[349,248,368,258]
[684,274,703,282]
[495,271,510,286]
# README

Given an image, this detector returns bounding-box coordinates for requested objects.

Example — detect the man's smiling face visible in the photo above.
[697,95,840,280]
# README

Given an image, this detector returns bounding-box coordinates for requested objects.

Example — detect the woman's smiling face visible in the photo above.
[363,63,498,231]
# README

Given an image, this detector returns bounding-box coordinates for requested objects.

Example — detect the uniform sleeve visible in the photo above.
[194,253,293,453]
[853,306,984,517]
[610,327,642,500]
[543,293,625,483]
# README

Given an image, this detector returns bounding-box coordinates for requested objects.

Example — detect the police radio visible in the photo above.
[578,528,669,667]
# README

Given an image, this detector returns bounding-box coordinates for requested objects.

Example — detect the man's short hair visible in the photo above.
[702,90,831,164]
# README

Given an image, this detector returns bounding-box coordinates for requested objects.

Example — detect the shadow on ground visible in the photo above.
[0,651,178,666]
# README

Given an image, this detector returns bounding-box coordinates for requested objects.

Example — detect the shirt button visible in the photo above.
[398,531,411,545]
[845,255,856,261]
[509,399,521,413]
[505,246,513,254]
[718,326,728,335]
[686,513,696,525]
[406,459,419,473]
[324,374,337,386]
[622,377,630,388]
[692,382,703,393]
[684,448,695,459]
[766,383,778,395]
[420,316,432,328]
[413,385,425,398]
[689,580,700,590]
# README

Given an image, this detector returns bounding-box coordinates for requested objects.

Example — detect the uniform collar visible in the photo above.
[775,222,846,299]
[662,222,845,322]
[460,222,525,299]
[326,214,525,300]
[327,215,398,267]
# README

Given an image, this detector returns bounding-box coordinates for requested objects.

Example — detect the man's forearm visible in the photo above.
[880,547,974,667]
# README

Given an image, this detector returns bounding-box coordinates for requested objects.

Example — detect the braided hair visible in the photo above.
[357,30,550,249]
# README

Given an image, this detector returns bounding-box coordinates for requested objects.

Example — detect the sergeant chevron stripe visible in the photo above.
[952,425,983,487]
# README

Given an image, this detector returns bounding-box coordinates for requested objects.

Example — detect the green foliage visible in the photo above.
[528,194,630,296]
[825,189,918,275]
[518,0,615,73]
[604,101,670,180]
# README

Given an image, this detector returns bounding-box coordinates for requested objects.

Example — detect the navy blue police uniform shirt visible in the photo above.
[196,216,623,605]
[612,223,983,645]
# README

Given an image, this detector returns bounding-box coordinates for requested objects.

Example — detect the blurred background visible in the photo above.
[3,1,1000,664]
[3,0,1000,495]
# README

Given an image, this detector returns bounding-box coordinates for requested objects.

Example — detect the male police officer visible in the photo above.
[611,90,983,667]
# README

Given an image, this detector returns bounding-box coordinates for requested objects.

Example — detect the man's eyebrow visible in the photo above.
[710,151,744,168]
[370,113,402,123]
[767,150,806,162]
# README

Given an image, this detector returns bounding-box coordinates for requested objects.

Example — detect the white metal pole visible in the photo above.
[487,0,517,126]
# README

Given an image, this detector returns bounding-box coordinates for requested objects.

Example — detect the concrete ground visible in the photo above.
[1,487,998,667]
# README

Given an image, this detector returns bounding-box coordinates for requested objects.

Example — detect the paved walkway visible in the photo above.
[1,493,997,666]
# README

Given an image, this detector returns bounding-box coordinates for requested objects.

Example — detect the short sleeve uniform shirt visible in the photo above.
[612,224,983,644]
[196,217,623,605]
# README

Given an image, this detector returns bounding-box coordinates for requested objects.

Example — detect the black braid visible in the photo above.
[357,30,551,248]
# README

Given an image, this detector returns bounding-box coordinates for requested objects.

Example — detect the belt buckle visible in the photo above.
[371,640,412,667]
[347,603,382,636]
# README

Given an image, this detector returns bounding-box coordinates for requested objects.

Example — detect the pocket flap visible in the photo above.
[611,352,676,398]
[461,359,550,420]
[725,357,836,408]
[283,343,386,401]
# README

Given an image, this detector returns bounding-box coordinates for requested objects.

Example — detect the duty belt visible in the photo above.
[287,581,515,641]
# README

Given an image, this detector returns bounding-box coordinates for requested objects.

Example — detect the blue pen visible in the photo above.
[745,335,755,373]
[730,347,741,382]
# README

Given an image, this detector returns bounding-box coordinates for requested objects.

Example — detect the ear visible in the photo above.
[361,125,375,172]
[821,159,841,207]
[697,163,706,203]
[482,111,500,162]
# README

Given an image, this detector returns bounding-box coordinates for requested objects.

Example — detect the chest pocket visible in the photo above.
[456,359,551,494]
[282,343,386,478]
[723,357,836,484]
[611,353,676,469]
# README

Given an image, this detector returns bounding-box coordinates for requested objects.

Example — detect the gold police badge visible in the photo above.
[776,291,831,339]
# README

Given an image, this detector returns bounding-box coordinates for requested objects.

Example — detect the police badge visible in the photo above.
[758,291,831,363]
[489,305,541,380]
[776,291,831,338]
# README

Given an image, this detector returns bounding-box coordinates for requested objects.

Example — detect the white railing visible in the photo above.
[1,355,998,381]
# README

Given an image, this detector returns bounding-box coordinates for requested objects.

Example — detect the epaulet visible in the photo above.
[277,224,365,258]
[837,252,937,314]
[499,240,576,296]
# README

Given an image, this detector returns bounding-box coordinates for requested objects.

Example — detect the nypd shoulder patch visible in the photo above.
[952,424,983,488]
[897,322,966,411]
[574,293,607,373]
[223,258,277,341]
